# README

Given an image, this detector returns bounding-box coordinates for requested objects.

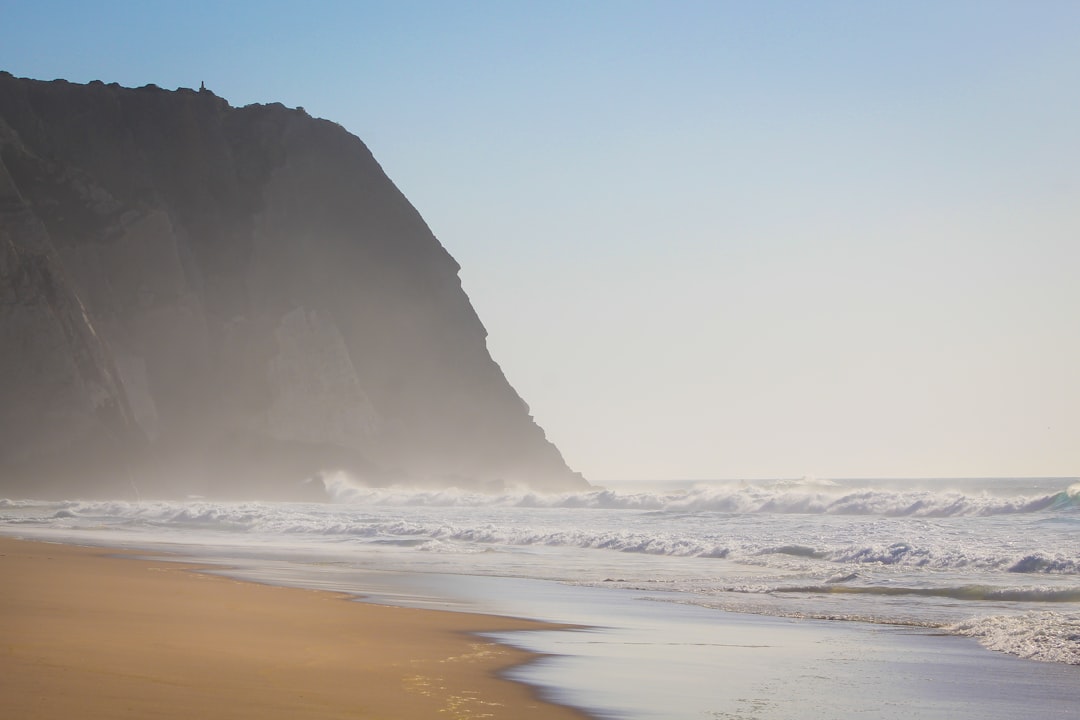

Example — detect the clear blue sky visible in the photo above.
[4,1,1078,482]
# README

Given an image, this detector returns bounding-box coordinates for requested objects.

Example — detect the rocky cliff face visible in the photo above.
[0,73,585,499]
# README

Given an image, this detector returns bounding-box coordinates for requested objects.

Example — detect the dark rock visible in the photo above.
[0,74,586,499]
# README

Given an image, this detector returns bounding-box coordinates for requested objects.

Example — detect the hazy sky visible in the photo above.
[3,1,1078,482]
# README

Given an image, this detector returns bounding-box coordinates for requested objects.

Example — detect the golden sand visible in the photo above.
[0,537,588,719]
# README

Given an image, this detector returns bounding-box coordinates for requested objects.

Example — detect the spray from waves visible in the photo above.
[11,474,1071,518]
[320,472,1080,517]
[950,612,1080,665]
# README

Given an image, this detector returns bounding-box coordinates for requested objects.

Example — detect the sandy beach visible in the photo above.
[0,537,588,720]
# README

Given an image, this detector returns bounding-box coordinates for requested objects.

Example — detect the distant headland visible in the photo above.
[0,73,586,499]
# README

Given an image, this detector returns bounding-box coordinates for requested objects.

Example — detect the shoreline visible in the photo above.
[0,537,592,720]
[3,519,1078,719]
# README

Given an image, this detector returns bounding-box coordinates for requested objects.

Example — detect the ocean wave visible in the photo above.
[822,543,1080,574]
[769,584,1080,603]
[8,477,1074,520]
[322,474,1079,517]
[10,497,1077,574]
[0,498,49,508]
[950,612,1080,664]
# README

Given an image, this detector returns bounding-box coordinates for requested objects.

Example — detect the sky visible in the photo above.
[3,1,1078,482]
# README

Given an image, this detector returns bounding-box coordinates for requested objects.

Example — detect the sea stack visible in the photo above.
[0,73,586,499]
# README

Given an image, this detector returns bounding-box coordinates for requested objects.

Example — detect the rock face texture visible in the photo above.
[0,73,585,499]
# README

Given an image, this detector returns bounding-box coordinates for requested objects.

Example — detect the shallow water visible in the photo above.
[165,561,1080,719]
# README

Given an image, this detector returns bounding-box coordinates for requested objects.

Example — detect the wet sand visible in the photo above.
[0,537,588,720]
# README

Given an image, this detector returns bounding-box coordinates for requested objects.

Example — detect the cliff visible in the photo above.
[0,73,585,499]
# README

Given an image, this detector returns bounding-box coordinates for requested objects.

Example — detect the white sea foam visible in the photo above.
[950,612,1080,664]
[6,488,1078,576]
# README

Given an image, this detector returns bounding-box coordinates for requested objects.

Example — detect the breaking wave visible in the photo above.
[822,544,1080,574]
[950,612,1080,664]
[769,584,1080,603]
[12,496,1078,574]
[322,475,1080,517]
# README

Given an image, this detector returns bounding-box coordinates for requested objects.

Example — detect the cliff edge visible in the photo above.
[0,73,586,499]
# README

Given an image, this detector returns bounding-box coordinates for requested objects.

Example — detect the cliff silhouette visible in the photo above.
[0,73,585,499]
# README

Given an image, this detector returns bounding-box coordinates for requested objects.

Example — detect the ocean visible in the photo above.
[3,475,1078,718]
